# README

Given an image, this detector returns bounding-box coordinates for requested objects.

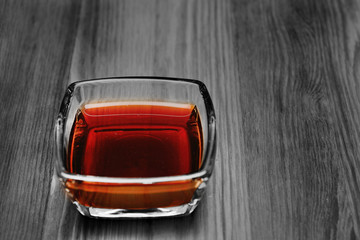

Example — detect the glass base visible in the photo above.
[73,199,201,218]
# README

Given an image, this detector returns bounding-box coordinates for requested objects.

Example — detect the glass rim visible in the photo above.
[56,76,216,185]
[67,76,207,88]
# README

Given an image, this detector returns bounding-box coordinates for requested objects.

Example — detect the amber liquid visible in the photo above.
[65,101,203,209]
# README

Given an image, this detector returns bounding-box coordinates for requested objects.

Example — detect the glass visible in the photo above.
[55,77,216,218]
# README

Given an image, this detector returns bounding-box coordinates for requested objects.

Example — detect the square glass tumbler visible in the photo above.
[55,77,216,218]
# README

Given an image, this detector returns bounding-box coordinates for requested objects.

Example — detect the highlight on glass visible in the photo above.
[55,77,216,218]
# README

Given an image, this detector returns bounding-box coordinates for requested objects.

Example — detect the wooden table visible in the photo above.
[1,0,359,239]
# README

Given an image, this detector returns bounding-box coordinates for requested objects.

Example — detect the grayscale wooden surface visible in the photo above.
[1,0,360,239]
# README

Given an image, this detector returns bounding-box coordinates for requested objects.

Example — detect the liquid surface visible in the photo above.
[66,101,203,209]
[68,101,203,178]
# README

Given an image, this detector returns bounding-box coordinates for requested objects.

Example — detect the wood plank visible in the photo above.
[230,0,360,239]
[0,1,81,239]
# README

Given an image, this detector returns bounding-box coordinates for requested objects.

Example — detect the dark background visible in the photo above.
[0,0,359,239]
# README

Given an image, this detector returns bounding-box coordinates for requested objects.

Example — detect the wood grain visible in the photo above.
[0,0,359,239]
[231,0,360,239]
[0,1,81,239]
